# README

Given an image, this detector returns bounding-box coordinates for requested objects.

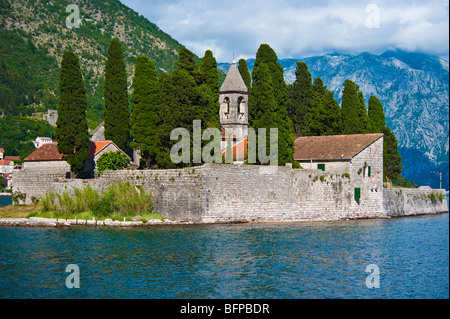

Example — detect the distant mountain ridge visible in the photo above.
[0,0,186,128]
[219,50,449,189]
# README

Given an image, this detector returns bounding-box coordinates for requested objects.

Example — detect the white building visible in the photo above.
[33,137,53,149]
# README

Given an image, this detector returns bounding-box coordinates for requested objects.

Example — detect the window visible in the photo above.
[317,163,325,171]
[368,166,371,177]
[354,187,361,200]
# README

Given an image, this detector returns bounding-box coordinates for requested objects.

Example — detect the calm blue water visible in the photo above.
[0,212,448,299]
[0,195,12,207]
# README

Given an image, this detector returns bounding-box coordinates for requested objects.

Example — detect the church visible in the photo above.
[219,61,249,163]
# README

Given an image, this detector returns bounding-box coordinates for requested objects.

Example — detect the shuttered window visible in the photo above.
[317,164,325,171]
[354,187,361,200]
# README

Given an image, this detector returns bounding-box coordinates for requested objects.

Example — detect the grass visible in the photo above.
[1,181,164,222]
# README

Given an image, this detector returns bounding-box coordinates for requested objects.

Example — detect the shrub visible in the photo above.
[97,151,129,174]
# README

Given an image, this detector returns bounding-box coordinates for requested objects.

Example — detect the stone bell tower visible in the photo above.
[219,60,248,141]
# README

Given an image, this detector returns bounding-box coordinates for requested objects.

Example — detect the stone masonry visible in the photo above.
[12,163,448,222]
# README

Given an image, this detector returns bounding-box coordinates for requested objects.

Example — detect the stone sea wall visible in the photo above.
[384,187,448,217]
[11,164,448,223]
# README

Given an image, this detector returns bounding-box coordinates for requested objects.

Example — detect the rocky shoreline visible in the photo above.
[0,217,195,228]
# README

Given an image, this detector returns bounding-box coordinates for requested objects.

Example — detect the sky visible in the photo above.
[119,0,449,62]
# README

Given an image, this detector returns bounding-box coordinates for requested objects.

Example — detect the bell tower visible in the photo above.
[219,60,248,141]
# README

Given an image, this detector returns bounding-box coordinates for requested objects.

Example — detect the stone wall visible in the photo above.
[384,187,448,217]
[12,163,447,222]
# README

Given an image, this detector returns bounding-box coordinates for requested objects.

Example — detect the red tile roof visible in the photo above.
[87,141,112,158]
[4,156,21,161]
[0,160,14,165]
[294,134,383,160]
[24,141,122,162]
[23,143,65,161]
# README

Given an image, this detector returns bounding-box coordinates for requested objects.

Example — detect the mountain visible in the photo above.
[0,0,185,129]
[219,50,449,190]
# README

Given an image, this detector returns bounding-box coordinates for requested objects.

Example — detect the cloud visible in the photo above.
[120,0,449,62]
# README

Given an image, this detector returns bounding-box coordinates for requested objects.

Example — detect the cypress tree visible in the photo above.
[157,68,206,168]
[56,50,90,173]
[251,44,294,165]
[383,126,403,182]
[129,56,160,168]
[305,77,342,136]
[238,58,251,89]
[200,50,220,128]
[200,50,219,94]
[104,38,129,151]
[367,95,385,133]
[341,79,369,134]
[357,89,370,132]
[250,63,278,164]
[367,94,402,181]
[176,48,202,85]
[287,61,313,136]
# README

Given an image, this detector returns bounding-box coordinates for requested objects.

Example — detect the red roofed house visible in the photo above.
[23,142,70,173]
[23,141,128,175]
[83,140,130,174]
[294,133,384,205]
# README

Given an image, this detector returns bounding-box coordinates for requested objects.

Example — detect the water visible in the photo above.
[0,213,448,299]
[0,195,12,207]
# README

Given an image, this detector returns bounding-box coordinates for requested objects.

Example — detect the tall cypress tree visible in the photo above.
[104,38,129,151]
[176,48,202,85]
[367,95,385,133]
[383,126,403,182]
[200,50,219,93]
[367,95,402,181]
[250,62,278,163]
[238,58,251,90]
[357,89,370,133]
[287,61,313,136]
[129,56,160,168]
[341,79,369,134]
[200,50,220,128]
[305,77,342,136]
[251,44,294,165]
[56,50,89,173]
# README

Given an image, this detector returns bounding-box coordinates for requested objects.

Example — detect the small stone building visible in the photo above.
[294,133,384,209]
[23,142,70,174]
[83,140,130,174]
[23,140,128,176]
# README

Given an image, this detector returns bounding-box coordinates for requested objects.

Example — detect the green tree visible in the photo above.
[383,126,403,182]
[176,48,202,85]
[367,95,385,133]
[251,44,294,165]
[305,77,342,136]
[200,50,220,128]
[238,58,251,89]
[249,63,278,164]
[200,50,219,93]
[157,68,208,168]
[341,80,369,134]
[104,38,129,151]
[287,61,313,136]
[56,50,90,173]
[129,56,160,168]
[367,95,402,181]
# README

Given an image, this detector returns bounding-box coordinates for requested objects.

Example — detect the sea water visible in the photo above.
[0,212,448,299]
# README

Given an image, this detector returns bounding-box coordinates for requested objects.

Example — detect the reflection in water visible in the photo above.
[0,214,448,298]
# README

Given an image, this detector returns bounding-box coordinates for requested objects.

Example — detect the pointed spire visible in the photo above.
[220,61,248,93]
